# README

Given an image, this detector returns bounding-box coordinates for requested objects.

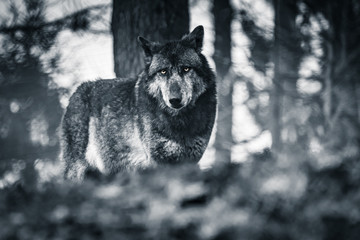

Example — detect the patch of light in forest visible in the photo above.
[199,125,217,169]
[0,171,20,189]
[10,101,20,113]
[298,56,322,94]
[297,79,322,95]
[199,147,216,169]
[51,205,70,221]
[46,0,112,21]
[246,131,271,152]
[54,30,115,92]
[59,94,70,109]
[307,15,325,58]
[190,0,215,70]
[232,131,272,163]
[231,4,273,163]
[0,160,25,189]
[35,159,63,182]
[233,0,274,39]
[231,20,254,78]
[309,138,345,169]
[231,80,272,163]
[260,171,307,198]
[52,0,114,97]
[30,115,50,146]
[233,99,260,141]
[94,184,123,199]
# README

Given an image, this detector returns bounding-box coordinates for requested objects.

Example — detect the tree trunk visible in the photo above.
[111,0,189,78]
[212,0,233,164]
[323,4,334,128]
[270,0,301,153]
[270,0,283,153]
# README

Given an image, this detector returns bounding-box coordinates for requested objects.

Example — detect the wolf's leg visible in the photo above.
[61,84,92,181]
[64,161,88,180]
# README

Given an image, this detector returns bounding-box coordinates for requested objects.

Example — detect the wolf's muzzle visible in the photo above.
[169,83,183,109]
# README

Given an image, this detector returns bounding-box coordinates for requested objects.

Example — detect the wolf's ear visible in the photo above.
[182,25,204,52]
[138,36,153,58]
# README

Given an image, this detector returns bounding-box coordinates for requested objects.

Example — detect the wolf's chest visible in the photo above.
[86,115,152,172]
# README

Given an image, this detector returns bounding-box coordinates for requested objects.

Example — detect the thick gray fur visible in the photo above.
[61,26,217,180]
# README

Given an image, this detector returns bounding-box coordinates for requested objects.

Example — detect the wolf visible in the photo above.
[61,25,217,180]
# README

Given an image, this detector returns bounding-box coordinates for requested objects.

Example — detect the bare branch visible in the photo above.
[0,3,110,34]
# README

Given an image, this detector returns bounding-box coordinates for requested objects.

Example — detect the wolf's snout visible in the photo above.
[168,83,183,109]
[169,98,182,109]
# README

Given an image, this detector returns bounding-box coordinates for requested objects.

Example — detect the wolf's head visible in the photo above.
[138,25,214,115]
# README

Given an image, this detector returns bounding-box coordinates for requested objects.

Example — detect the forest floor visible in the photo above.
[1,151,360,240]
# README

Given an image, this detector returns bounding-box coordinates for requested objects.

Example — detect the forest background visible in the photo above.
[0,0,359,239]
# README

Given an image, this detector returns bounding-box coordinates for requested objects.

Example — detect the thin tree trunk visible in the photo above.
[270,0,283,153]
[323,5,334,128]
[111,0,189,78]
[271,0,301,152]
[356,82,360,124]
[212,0,233,164]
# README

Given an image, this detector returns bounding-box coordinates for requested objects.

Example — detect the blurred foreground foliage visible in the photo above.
[1,149,360,240]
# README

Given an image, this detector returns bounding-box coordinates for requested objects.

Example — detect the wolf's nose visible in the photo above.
[169,98,183,109]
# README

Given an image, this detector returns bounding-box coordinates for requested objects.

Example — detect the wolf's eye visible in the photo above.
[160,69,167,75]
[183,67,190,72]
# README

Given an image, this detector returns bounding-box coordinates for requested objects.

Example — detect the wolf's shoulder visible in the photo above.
[68,78,137,112]
[76,78,135,92]
[71,78,136,100]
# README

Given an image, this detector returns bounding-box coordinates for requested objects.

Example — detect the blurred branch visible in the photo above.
[0,3,110,34]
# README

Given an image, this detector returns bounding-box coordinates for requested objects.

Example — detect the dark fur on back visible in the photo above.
[61,26,216,180]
